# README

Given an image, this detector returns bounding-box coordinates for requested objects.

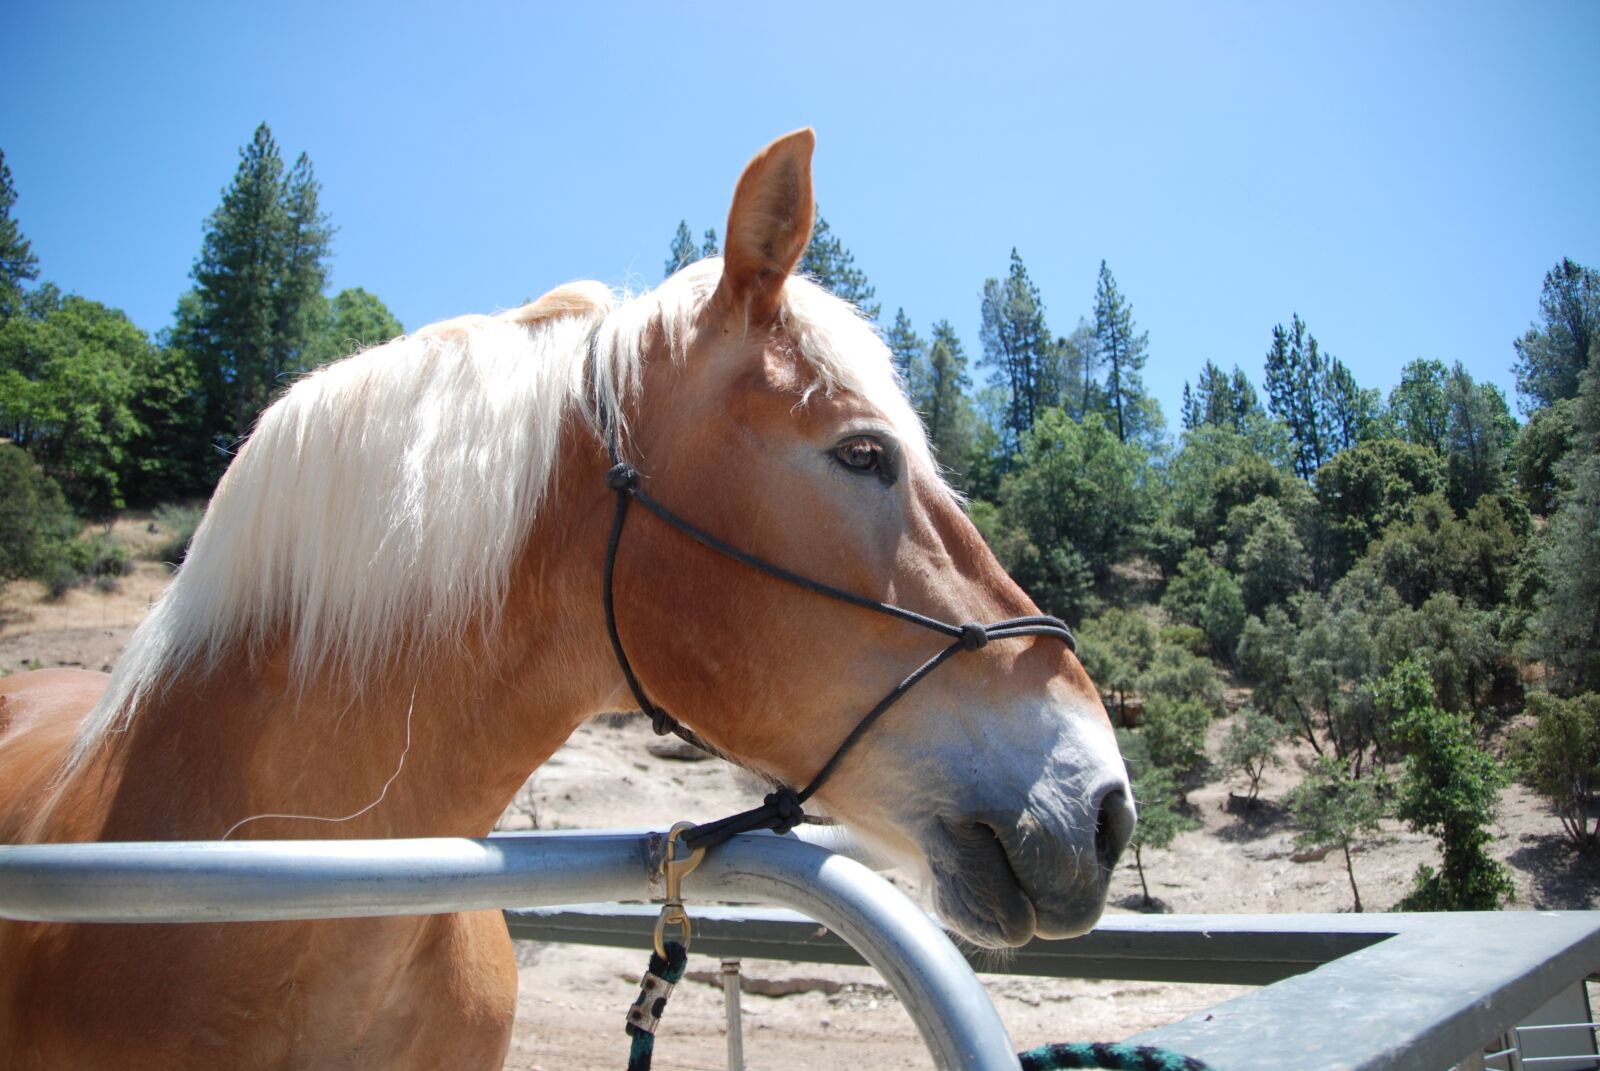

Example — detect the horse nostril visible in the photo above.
[1094,787,1136,870]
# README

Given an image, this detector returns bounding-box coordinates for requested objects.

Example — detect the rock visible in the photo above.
[1291,846,1332,863]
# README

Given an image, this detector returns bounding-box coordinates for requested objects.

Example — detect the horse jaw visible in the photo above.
[817,687,1134,950]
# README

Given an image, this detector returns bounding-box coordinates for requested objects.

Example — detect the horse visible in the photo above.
[0,129,1134,1069]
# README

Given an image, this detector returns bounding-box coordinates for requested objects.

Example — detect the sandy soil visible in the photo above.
[4,563,1596,1069]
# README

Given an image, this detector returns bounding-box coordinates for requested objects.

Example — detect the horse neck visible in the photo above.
[75,432,623,843]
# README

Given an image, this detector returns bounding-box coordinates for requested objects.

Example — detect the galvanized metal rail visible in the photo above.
[0,831,1017,1070]
[5,830,1600,1069]
[511,901,1600,1070]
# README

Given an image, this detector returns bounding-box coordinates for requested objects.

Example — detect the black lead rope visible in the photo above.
[599,439,1076,855]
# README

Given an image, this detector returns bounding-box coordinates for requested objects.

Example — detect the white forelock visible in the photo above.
[71,258,927,766]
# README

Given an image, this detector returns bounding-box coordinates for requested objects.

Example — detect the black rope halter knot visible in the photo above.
[607,463,639,491]
[594,361,1076,854]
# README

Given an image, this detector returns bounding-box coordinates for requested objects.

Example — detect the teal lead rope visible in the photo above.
[624,940,688,1071]
[625,943,1215,1071]
[1019,1041,1216,1070]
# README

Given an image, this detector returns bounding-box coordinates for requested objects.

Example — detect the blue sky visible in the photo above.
[4,2,1597,428]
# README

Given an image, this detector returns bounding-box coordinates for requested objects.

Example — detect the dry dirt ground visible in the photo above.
[3,556,1597,1070]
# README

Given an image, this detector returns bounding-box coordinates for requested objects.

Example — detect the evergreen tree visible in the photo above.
[0,442,76,582]
[1514,257,1600,412]
[177,123,333,449]
[1528,349,1600,694]
[1057,319,1104,422]
[1093,261,1152,445]
[1326,358,1379,449]
[0,149,39,318]
[922,320,975,481]
[980,249,1054,456]
[1182,361,1262,433]
[700,228,719,258]
[1264,314,1371,479]
[1515,400,1575,516]
[798,210,878,319]
[665,221,697,277]
[1441,363,1516,511]
[884,307,926,390]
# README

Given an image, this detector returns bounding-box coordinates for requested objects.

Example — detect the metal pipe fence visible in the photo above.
[3,830,1599,1070]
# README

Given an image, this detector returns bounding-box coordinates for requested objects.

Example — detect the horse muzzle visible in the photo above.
[924,777,1136,948]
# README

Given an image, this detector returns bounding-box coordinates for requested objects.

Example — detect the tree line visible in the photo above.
[1,126,403,587]
[2,123,1596,912]
[663,216,1600,911]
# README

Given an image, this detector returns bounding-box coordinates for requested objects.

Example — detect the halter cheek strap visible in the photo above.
[594,352,1075,854]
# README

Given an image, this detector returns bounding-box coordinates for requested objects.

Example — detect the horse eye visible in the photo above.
[833,436,883,474]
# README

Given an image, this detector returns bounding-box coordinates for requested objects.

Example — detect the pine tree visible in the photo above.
[700,228,719,258]
[1514,257,1600,412]
[1182,361,1262,432]
[1326,358,1379,448]
[1057,319,1104,422]
[1440,363,1516,511]
[884,307,926,389]
[1264,314,1370,479]
[798,211,878,319]
[980,249,1054,456]
[0,149,40,319]
[1093,261,1152,445]
[176,123,333,448]
[665,221,697,278]
[923,320,975,482]
[271,152,333,389]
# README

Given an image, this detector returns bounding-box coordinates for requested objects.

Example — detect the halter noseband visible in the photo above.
[595,345,1076,854]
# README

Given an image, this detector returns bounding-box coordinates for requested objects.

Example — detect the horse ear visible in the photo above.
[715,128,816,323]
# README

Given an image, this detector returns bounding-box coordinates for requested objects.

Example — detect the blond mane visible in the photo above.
[72,259,921,765]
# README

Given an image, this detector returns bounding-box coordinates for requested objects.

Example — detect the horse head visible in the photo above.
[599,130,1134,948]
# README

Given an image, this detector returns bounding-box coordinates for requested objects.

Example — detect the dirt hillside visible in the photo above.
[3,562,1595,1070]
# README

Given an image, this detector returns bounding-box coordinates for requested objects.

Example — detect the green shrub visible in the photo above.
[1141,695,1212,780]
[152,503,204,565]
[1158,623,1208,656]
[0,443,78,582]
[67,531,131,578]
[1222,704,1286,804]
[1509,692,1600,853]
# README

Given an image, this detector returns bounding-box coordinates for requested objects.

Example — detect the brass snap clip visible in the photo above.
[654,821,706,957]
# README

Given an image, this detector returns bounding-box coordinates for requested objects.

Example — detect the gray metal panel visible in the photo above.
[1516,983,1598,1071]
[1126,912,1600,1071]
[6,831,1600,1070]
[0,832,1019,1071]
[505,904,1388,985]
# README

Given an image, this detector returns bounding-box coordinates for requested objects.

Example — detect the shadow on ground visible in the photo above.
[1506,832,1600,910]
